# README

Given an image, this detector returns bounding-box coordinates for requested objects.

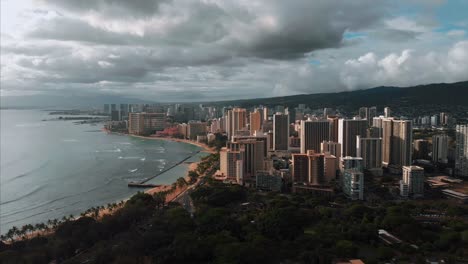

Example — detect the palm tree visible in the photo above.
[176,177,188,188]
[11,226,20,240]
[6,229,14,242]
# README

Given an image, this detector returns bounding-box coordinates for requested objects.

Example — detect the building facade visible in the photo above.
[273,113,289,151]
[400,166,425,198]
[456,125,468,177]
[338,119,367,157]
[300,119,330,154]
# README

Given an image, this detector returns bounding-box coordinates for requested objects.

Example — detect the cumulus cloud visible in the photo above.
[340,41,468,89]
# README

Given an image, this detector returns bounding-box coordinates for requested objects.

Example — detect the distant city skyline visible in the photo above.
[1,0,468,101]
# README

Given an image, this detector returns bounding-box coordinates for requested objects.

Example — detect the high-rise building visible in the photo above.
[356,136,382,175]
[341,156,363,172]
[327,116,339,142]
[291,151,336,185]
[368,107,377,127]
[321,141,341,168]
[292,154,309,183]
[187,121,207,140]
[373,116,384,128]
[273,113,289,151]
[225,108,246,139]
[110,104,117,112]
[103,104,110,114]
[307,151,325,185]
[250,109,262,135]
[343,169,364,200]
[111,110,120,121]
[432,134,449,164]
[382,119,413,168]
[338,119,367,157]
[128,113,142,134]
[128,112,166,135]
[431,114,439,127]
[391,120,413,167]
[119,104,129,120]
[384,107,391,118]
[220,147,244,179]
[228,108,247,139]
[440,112,448,126]
[227,139,265,178]
[232,135,268,157]
[414,139,430,160]
[300,119,330,153]
[263,107,269,121]
[359,107,368,120]
[400,166,425,197]
[455,125,468,177]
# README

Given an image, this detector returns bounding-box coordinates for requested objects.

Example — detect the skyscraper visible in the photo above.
[104,104,110,114]
[338,119,367,157]
[321,141,341,168]
[220,147,244,179]
[227,139,265,178]
[384,107,391,118]
[455,124,468,177]
[359,107,368,120]
[341,156,363,172]
[414,139,430,160]
[263,107,269,121]
[327,116,339,142]
[226,108,247,139]
[307,151,325,185]
[368,106,377,127]
[432,134,449,164]
[250,109,262,135]
[356,136,383,175]
[391,120,413,167]
[300,119,330,153]
[273,113,289,151]
[400,166,425,198]
[291,151,336,185]
[292,154,309,183]
[382,119,413,168]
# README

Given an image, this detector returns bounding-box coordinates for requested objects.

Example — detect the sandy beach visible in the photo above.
[129,134,216,153]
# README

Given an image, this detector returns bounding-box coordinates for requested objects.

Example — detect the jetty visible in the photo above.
[127,151,201,188]
[128,183,161,188]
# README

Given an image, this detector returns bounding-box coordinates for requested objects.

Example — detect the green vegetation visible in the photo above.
[207,133,228,151]
[1,180,467,263]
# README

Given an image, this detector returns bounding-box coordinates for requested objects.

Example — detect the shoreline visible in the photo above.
[1,133,211,242]
[128,134,215,154]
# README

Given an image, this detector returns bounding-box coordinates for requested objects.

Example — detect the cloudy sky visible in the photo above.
[1,0,468,101]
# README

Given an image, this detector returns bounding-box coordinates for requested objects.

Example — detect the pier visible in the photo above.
[127,151,201,188]
[127,183,161,188]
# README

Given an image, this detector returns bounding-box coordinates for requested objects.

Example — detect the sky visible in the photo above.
[1,0,467,102]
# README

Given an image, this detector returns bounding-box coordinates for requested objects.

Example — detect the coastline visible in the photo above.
[128,134,216,154]
[1,133,211,242]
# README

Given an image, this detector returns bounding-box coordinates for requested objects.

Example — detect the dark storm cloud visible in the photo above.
[29,0,387,60]
[40,0,170,18]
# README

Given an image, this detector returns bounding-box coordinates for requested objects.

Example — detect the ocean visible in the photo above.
[0,109,205,234]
